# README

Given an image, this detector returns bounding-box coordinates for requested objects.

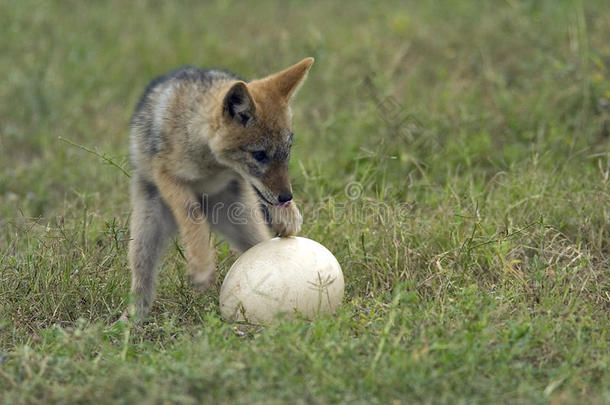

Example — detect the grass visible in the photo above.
[1,0,609,403]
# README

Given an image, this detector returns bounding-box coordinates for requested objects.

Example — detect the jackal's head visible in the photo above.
[210,58,314,207]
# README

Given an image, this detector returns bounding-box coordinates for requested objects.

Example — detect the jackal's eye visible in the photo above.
[252,150,269,164]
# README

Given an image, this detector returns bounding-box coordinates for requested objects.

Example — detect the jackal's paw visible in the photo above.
[187,262,217,293]
[118,311,131,324]
[270,202,302,237]
[189,271,216,293]
[119,302,149,324]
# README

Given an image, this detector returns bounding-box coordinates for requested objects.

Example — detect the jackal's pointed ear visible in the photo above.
[265,57,314,102]
[222,82,256,126]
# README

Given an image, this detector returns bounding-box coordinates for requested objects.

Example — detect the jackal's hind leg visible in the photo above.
[127,177,176,320]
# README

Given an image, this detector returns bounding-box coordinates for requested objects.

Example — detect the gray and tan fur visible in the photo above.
[127,58,314,319]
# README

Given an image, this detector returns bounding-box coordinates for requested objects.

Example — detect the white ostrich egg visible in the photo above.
[219,237,344,324]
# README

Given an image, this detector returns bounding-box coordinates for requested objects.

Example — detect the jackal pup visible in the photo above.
[127,58,314,319]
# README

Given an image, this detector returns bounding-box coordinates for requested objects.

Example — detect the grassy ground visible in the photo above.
[1,0,609,403]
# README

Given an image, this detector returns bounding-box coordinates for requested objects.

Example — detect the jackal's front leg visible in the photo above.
[155,170,217,292]
[268,202,303,237]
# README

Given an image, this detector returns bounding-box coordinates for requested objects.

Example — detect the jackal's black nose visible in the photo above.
[278,193,293,204]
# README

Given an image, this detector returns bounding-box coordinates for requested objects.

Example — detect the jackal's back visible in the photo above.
[128,66,239,173]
